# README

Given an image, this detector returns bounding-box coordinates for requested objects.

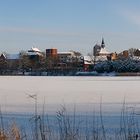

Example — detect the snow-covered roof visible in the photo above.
[6,54,20,60]
[28,47,41,52]
[28,51,43,56]
[0,53,6,59]
[96,55,108,61]
[83,56,93,65]
[27,47,43,56]
[83,55,109,64]
[99,48,110,55]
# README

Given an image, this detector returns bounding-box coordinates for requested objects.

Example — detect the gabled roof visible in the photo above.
[28,47,41,52]
[0,53,6,59]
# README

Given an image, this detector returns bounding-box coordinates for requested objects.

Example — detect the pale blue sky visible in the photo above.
[0,0,140,54]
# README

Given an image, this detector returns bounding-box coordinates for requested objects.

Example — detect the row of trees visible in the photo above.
[93,58,140,73]
[1,57,140,75]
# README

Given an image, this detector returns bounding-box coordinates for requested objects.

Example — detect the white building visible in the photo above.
[28,47,43,56]
[58,51,82,63]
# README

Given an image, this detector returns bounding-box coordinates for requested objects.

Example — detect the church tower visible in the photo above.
[101,38,105,48]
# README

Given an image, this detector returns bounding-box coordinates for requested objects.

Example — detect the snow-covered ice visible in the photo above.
[0,76,140,113]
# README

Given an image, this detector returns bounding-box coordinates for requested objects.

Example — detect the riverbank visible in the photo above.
[1,71,140,76]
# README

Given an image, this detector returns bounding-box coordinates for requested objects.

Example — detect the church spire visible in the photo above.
[101,38,105,48]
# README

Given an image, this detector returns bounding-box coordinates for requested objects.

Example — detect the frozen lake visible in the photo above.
[0,76,140,113]
[0,76,140,139]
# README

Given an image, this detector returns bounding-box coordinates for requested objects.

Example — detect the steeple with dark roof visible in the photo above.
[101,38,105,48]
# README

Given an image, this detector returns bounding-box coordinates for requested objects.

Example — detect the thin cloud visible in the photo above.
[0,27,53,35]
[0,26,91,38]
[120,9,140,26]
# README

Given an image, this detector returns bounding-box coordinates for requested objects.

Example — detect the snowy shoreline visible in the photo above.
[76,71,140,76]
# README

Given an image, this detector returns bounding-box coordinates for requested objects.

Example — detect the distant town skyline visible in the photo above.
[0,0,140,55]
